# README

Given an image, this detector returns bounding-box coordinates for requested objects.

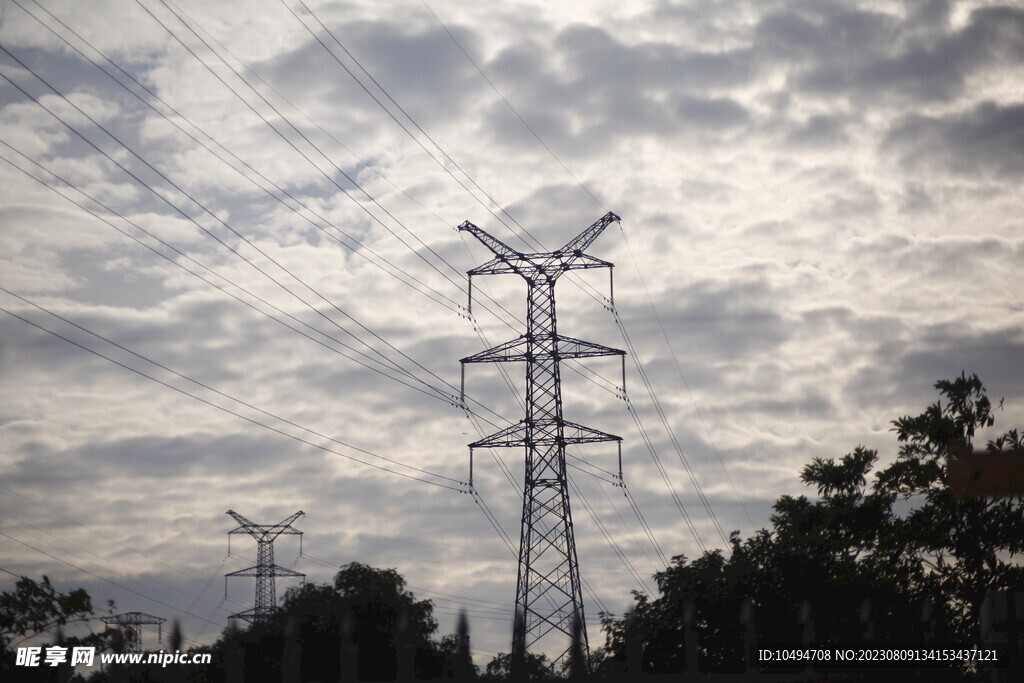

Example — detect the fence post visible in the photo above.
[396,608,416,682]
[859,598,873,643]
[568,614,587,681]
[799,599,815,677]
[624,609,643,678]
[682,597,698,678]
[166,619,184,683]
[339,610,357,683]
[740,598,756,675]
[454,609,473,681]
[510,608,525,682]
[54,627,70,683]
[920,598,935,645]
[225,623,244,683]
[981,589,1024,683]
[283,615,301,683]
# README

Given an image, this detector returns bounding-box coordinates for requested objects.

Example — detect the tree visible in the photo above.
[201,561,452,682]
[600,373,1023,676]
[0,575,94,650]
[878,373,1024,642]
[481,650,554,681]
[1,575,115,681]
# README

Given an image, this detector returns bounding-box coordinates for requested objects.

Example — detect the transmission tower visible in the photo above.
[459,211,625,665]
[101,612,165,654]
[225,509,305,624]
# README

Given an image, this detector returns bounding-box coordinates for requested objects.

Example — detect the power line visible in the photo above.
[271,2,696,565]
[0,301,464,492]
[618,220,754,529]
[0,45,465,414]
[141,0,544,362]
[112,0,625,415]
[0,144,463,407]
[0,508,246,616]
[280,0,530,246]
[614,305,730,548]
[12,0,464,316]
[0,142,529,437]
[420,0,747,547]
[6,4,686,631]
[137,0,475,304]
[0,286,463,488]
[2,140,638,593]
[0,530,226,632]
[419,0,606,210]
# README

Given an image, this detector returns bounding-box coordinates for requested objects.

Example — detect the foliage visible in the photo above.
[599,373,1023,676]
[481,650,555,681]
[6,374,1019,680]
[0,575,117,681]
[195,561,462,682]
[0,575,94,650]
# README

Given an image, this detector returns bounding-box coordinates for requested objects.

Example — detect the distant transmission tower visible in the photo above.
[101,612,165,653]
[459,212,624,665]
[225,510,305,624]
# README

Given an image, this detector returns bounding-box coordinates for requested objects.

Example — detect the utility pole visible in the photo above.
[459,212,624,666]
[225,510,305,624]
[101,612,165,653]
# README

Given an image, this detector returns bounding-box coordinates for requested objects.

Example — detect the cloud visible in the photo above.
[2,0,1023,663]
[477,22,755,155]
[757,4,1024,104]
[782,114,849,148]
[622,277,789,361]
[886,101,1024,177]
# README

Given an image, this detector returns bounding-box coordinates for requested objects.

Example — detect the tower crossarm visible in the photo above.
[469,420,620,449]
[468,422,528,449]
[466,251,612,278]
[462,334,623,364]
[461,335,529,364]
[101,612,166,627]
[554,335,624,359]
[557,211,620,254]
[460,216,617,280]
[226,510,304,541]
[225,509,260,536]
[560,420,621,444]
[101,612,165,653]
[536,252,613,273]
[263,511,305,540]
[457,220,521,259]
[226,565,305,578]
[467,256,532,277]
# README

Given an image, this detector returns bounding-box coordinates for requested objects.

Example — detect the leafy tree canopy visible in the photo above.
[600,373,1023,676]
[1,575,119,681]
[205,561,460,682]
[0,575,93,650]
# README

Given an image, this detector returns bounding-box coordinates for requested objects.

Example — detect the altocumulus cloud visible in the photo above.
[1,0,1022,663]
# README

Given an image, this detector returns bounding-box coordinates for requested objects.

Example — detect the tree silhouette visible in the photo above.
[481,650,554,681]
[600,373,1022,676]
[202,561,455,681]
[0,575,116,681]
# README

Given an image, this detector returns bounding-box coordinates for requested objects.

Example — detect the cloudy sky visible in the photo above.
[1,0,1022,663]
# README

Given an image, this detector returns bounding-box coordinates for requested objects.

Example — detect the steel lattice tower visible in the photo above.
[459,212,624,665]
[225,510,305,624]
[101,612,165,653]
